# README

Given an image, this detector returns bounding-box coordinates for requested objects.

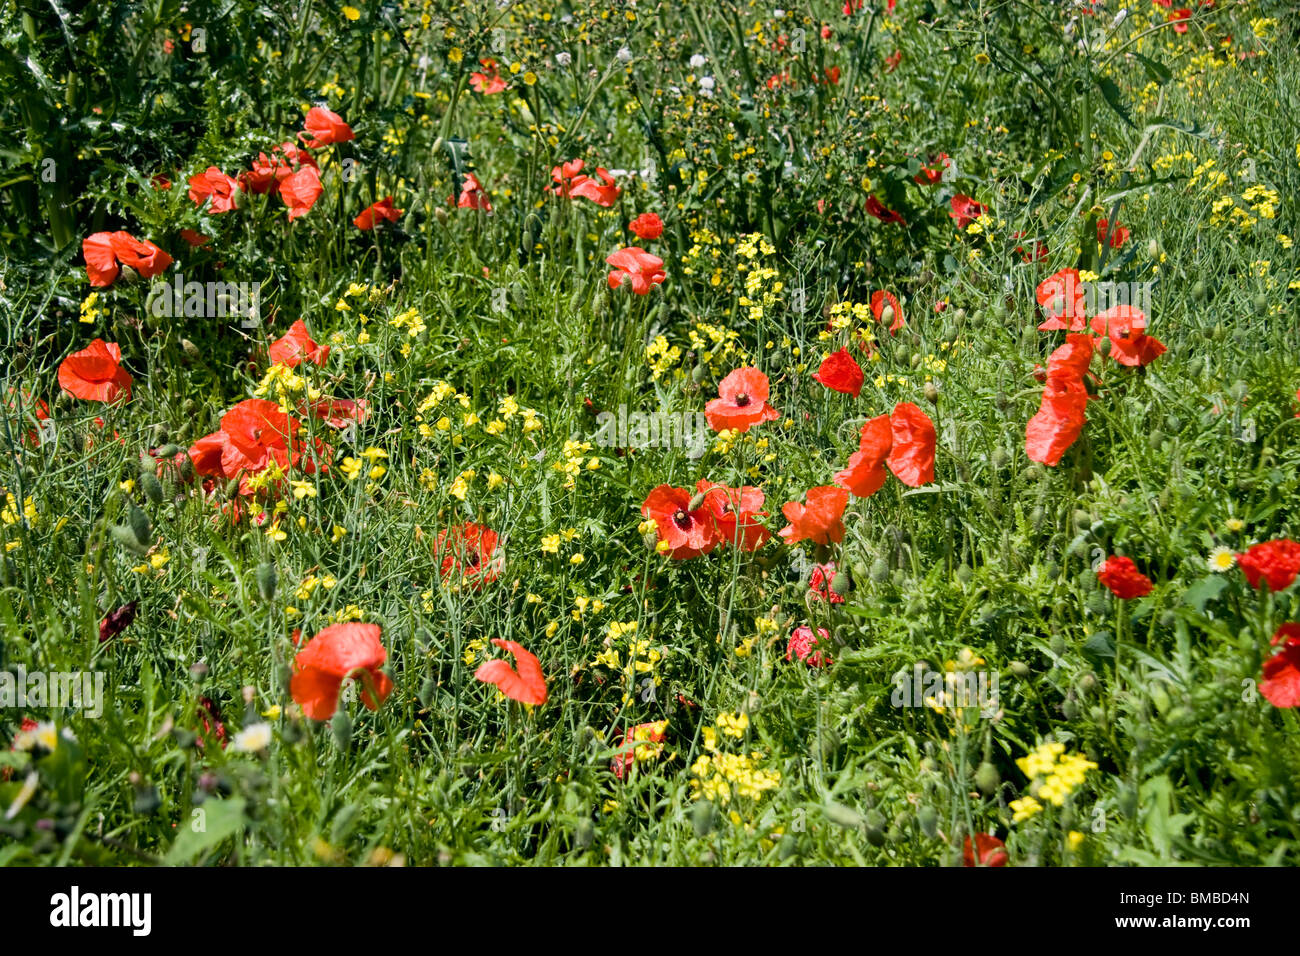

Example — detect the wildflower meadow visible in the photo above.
[1,0,1298,884]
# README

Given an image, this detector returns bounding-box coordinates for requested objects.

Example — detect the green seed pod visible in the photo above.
[1079,673,1097,696]
[923,382,939,405]
[690,362,707,384]
[331,709,353,749]
[990,447,1009,470]
[1062,697,1079,719]
[155,443,182,459]
[419,678,437,708]
[893,343,909,363]
[177,457,195,482]
[869,557,890,583]
[110,523,150,556]
[852,560,869,582]
[140,472,164,506]
[917,805,939,839]
[127,501,151,547]
[829,570,850,595]
[1010,660,1031,677]
[974,761,1000,795]
[256,561,277,602]
[1050,633,1066,658]
[1191,280,1207,302]
[692,799,715,837]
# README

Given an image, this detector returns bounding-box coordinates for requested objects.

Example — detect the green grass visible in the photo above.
[0,0,1298,866]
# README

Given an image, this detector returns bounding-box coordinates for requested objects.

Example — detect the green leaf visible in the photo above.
[165,797,247,865]
[1093,72,1134,128]
[1181,574,1228,613]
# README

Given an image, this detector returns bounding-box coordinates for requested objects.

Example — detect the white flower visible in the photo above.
[1207,546,1236,573]
[689,54,707,69]
[232,722,274,753]
[698,76,715,97]
[555,51,571,67]
[616,45,633,63]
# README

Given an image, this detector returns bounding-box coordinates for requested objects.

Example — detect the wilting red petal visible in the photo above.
[475,639,548,705]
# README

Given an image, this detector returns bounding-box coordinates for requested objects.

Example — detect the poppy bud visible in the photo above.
[830,570,850,595]
[690,362,706,384]
[155,443,181,459]
[924,381,939,404]
[127,502,152,547]
[642,530,659,550]
[1062,697,1079,719]
[225,478,241,498]
[869,557,890,583]
[1191,280,1207,301]
[151,424,169,445]
[880,305,895,327]
[864,810,887,847]
[434,206,448,225]
[119,264,140,285]
[256,561,277,602]
[419,678,437,708]
[909,352,922,369]
[1050,633,1066,658]
[1096,335,1111,356]
[331,709,353,749]
[177,457,195,482]
[140,472,164,506]
[180,338,201,359]
[1010,660,1030,677]
[110,523,150,556]
[974,761,1000,795]
[1147,238,1160,258]
[893,343,909,362]
[1253,294,1269,316]
[955,563,972,584]
[991,447,1009,470]
[687,491,707,512]
[1079,672,1097,695]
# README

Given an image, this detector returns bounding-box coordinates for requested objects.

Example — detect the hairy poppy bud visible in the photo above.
[139,472,164,506]
[256,561,277,602]
[1050,633,1066,658]
[154,443,181,459]
[434,206,449,225]
[180,338,201,359]
[687,491,707,512]
[1096,335,1111,356]
[869,557,890,583]
[1191,280,1207,302]
[110,523,150,556]
[574,817,595,849]
[880,305,895,327]
[924,381,939,404]
[331,709,352,749]
[830,570,850,595]
[127,502,152,547]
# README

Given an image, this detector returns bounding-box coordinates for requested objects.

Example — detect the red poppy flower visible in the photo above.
[695,480,770,551]
[1168,9,1191,33]
[570,167,621,206]
[871,290,905,334]
[187,166,241,214]
[884,49,902,73]
[58,339,133,404]
[865,195,906,225]
[629,212,664,240]
[109,231,173,279]
[886,402,936,487]
[963,834,1009,867]
[99,600,139,644]
[456,172,492,211]
[305,397,369,429]
[1238,539,1300,592]
[268,319,330,368]
[180,229,210,247]
[1090,306,1165,367]
[279,166,323,221]
[241,142,318,194]
[606,246,666,295]
[949,194,988,228]
[835,414,893,498]
[353,196,403,230]
[83,231,173,287]
[219,398,301,477]
[469,58,508,94]
[779,486,849,546]
[1097,555,1154,599]
[787,625,831,667]
[475,639,548,705]
[642,484,720,559]
[435,521,505,588]
[913,153,950,185]
[705,367,780,433]
[1014,232,1048,262]
[290,622,393,721]
[611,720,669,779]
[301,106,355,148]
[1096,218,1130,248]
[808,562,845,603]
[1036,268,1087,331]
[1025,334,1094,466]
[547,159,587,199]
[813,348,864,397]
[1260,628,1300,708]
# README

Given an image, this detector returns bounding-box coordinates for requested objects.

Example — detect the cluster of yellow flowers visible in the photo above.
[1010,741,1097,821]
[691,712,780,804]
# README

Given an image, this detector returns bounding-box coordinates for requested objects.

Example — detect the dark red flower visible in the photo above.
[99,601,139,643]
[866,195,906,225]
[435,522,505,588]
